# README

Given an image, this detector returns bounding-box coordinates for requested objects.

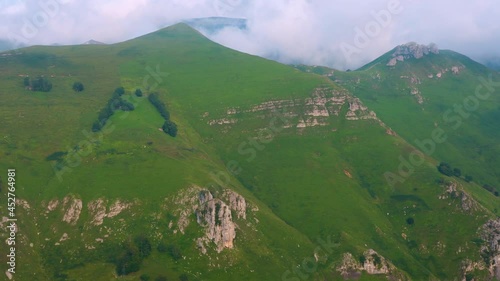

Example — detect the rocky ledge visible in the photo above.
[387,42,439,66]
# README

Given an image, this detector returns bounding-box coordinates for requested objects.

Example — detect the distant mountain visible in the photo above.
[482,57,500,71]
[82,39,106,45]
[184,17,247,34]
[0,39,24,52]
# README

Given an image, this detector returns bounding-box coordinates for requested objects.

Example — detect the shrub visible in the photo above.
[135,89,143,97]
[179,274,189,281]
[46,151,68,161]
[406,217,415,225]
[115,243,142,276]
[168,244,182,261]
[72,82,84,92]
[162,120,178,137]
[464,175,473,182]
[24,76,52,92]
[134,235,152,258]
[437,162,453,177]
[148,93,170,120]
[114,87,125,96]
[140,274,151,281]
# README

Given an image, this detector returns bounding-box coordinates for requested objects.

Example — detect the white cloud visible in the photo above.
[0,0,499,69]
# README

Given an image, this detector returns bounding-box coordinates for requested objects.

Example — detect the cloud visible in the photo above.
[0,0,499,69]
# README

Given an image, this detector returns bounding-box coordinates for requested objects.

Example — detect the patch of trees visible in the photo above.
[437,162,498,196]
[72,82,84,92]
[148,93,178,137]
[92,87,135,132]
[483,184,499,197]
[113,235,152,276]
[437,162,470,179]
[23,76,52,92]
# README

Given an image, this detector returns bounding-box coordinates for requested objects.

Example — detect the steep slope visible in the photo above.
[0,26,499,281]
[331,42,500,193]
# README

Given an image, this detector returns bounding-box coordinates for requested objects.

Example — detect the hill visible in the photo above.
[0,26,499,281]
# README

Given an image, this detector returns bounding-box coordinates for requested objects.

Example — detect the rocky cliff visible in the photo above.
[387,42,439,66]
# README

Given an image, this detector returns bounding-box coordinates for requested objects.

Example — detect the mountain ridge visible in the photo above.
[0,23,499,281]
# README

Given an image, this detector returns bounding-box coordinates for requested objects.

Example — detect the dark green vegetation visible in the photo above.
[72,81,85,92]
[0,24,499,281]
[23,75,53,92]
[92,86,136,132]
[148,93,178,137]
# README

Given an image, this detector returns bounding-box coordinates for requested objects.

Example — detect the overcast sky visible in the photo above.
[1,0,499,69]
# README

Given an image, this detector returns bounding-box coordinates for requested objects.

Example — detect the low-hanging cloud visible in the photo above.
[1,0,499,70]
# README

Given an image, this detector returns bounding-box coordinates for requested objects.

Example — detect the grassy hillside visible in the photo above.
[0,25,499,281]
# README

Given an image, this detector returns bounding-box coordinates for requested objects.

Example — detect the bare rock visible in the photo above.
[480,219,500,279]
[224,190,247,219]
[62,195,82,225]
[196,192,237,253]
[337,249,408,280]
[387,42,439,66]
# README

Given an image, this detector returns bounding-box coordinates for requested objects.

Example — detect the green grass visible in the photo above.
[0,23,498,280]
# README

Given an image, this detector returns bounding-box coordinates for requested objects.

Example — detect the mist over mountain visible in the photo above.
[1,1,500,69]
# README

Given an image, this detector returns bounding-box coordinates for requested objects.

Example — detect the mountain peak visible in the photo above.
[82,39,105,45]
[387,42,439,66]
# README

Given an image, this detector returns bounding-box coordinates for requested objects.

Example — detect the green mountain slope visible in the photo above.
[0,26,499,281]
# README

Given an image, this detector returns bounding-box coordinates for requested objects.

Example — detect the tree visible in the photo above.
[167,244,182,261]
[114,86,125,96]
[437,162,453,177]
[134,235,152,258]
[465,175,473,182]
[406,217,415,225]
[135,89,143,97]
[148,93,170,120]
[26,76,52,92]
[115,244,142,276]
[453,168,462,178]
[72,82,84,92]
[179,274,189,281]
[140,274,151,281]
[162,120,178,137]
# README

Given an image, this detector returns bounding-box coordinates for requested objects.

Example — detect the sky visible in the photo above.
[1,0,500,70]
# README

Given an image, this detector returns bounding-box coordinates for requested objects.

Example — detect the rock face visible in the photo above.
[196,190,238,253]
[336,249,408,280]
[169,187,251,254]
[480,219,500,279]
[438,181,482,214]
[387,42,439,66]
[62,195,83,225]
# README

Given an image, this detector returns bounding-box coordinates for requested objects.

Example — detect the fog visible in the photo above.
[1,0,499,69]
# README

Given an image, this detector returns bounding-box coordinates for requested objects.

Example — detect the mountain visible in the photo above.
[0,25,499,281]
[82,39,106,45]
[184,17,247,34]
